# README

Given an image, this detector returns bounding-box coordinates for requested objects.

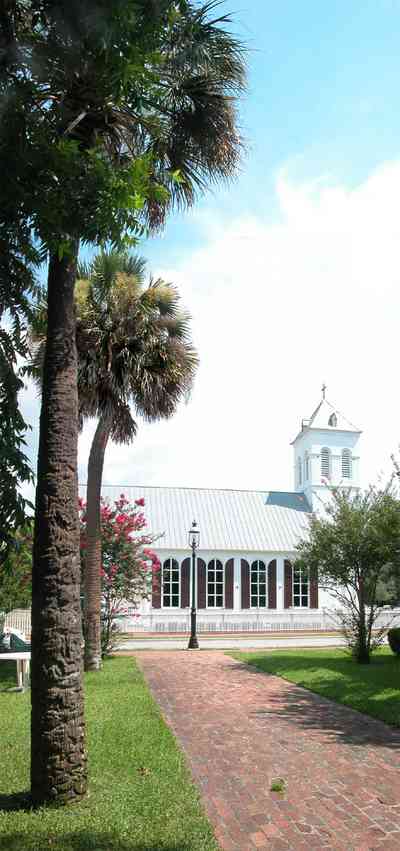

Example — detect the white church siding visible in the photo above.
[85,391,364,633]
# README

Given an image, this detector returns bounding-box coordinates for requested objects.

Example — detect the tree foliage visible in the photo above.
[296,486,400,663]
[79,494,159,655]
[0,521,33,613]
[1,0,246,804]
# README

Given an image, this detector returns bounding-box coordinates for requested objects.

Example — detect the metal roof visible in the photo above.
[91,485,311,553]
[265,491,311,512]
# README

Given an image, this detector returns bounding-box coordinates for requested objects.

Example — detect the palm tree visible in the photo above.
[31,249,198,671]
[22,1,245,804]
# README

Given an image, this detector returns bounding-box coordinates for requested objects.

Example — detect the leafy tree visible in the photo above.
[2,0,245,805]
[30,249,198,671]
[77,251,197,671]
[296,486,400,663]
[0,522,33,614]
[79,495,160,656]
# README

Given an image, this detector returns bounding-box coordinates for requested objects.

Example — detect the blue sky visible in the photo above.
[143,0,400,268]
[21,1,400,498]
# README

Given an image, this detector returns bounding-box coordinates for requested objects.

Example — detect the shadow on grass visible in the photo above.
[229,654,400,749]
[0,791,32,812]
[0,833,194,851]
[0,659,21,689]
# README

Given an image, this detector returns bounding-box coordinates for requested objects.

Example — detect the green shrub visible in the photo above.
[387,628,400,656]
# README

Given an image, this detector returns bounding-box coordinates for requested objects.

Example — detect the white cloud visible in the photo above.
[22,160,400,495]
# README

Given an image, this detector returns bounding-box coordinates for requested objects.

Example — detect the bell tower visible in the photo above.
[291,386,362,512]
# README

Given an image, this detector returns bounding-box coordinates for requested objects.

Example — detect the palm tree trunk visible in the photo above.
[31,245,87,806]
[84,415,111,671]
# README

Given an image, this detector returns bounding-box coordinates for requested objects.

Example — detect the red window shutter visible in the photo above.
[181,558,190,608]
[225,558,234,609]
[152,563,161,609]
[197,558,206,609]
[284,560,293,608]
[241,559,250,609]
[268,559,277,609]
[310,568,319,609]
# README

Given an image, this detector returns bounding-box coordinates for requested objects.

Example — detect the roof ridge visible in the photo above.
[79,483,289,494]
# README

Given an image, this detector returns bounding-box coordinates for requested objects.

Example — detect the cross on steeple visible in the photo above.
[321,383,327,399]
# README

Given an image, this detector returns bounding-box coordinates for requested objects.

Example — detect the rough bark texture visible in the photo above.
[84,416,110,671]
[31,246,87,806]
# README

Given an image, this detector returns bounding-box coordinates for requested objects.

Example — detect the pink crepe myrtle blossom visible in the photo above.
[79,494,158,656]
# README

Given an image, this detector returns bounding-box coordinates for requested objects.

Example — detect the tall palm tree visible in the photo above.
[31,249,198,671]
[19,1,245,804]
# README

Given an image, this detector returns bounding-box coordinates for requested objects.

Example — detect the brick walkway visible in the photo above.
[136,651,400,851]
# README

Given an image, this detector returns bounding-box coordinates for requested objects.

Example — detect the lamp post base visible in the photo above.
[187,607,199,649]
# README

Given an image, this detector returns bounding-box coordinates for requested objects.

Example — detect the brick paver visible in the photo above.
[136,651,400,851]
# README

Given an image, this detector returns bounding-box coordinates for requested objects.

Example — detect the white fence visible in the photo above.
[117,608,400,634]
[2,606,399,638]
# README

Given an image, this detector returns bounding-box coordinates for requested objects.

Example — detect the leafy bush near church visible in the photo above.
[387,628,400,656]
[296,485,400,664]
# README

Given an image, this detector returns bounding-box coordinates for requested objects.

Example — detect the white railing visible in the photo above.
[2,609,31,638]
[2,606,399,639]
[118,607,400,635]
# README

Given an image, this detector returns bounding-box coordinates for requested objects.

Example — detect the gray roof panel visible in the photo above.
[89,485,311,553]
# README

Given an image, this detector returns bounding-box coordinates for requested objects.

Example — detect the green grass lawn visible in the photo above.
[230,647,400,727]
[0,657,217,851]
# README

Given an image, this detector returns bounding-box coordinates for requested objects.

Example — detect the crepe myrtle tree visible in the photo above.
[79,494,160,655]
[296,484,400,663]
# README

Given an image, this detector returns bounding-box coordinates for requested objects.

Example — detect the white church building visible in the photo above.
[103,392,362,633]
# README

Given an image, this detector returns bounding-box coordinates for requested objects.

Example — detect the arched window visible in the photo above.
[297,457,302,486]
[162,558,180,608]
[207,559,224,607]
[304,451,309,482]
[250,560,267,608]
[293,564,309,607]
[342,448,352,478]
[321,447,330,479]
[328,413,337,427]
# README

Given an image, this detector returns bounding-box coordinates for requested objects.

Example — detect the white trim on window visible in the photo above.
[207,559,224,608]
[250,560,267,608]
[293,564,309,608]
[162,558,180,608]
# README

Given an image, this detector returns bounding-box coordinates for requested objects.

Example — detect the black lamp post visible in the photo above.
[187,520,200,649]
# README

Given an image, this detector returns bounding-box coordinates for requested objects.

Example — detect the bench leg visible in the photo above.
[23,660,30,688]
[16,660,23,689]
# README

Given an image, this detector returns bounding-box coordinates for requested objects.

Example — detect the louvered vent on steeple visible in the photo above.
[321,447,330,479]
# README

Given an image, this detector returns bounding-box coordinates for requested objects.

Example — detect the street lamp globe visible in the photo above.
[188,520,200,549]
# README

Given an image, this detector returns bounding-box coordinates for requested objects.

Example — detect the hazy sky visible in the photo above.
[20,0,400,500]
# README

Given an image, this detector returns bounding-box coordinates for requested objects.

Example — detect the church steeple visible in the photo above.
[291,390,362,511]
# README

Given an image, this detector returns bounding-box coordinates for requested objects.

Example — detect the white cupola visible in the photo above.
[291,386,361,512]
